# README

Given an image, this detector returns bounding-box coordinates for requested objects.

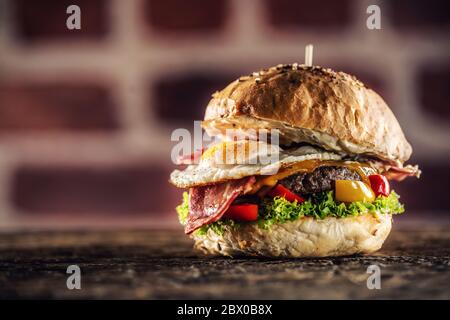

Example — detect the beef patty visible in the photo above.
[279,166,361,195]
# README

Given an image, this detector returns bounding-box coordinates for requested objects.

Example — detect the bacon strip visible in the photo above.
[175,149,204,165]
[366,160,421,181]
[185,176,256,234]
[384,164,421,181]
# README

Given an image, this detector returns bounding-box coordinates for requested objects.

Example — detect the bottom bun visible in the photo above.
[192,213,392,258]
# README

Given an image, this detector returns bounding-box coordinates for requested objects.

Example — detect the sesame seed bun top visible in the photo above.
[203,64,412,165]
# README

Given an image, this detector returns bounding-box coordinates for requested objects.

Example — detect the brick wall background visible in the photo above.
[0,0,449,230]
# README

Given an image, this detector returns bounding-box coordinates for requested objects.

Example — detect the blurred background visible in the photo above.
[0,0,449,230]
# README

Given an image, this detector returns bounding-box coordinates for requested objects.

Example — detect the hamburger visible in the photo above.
[170,64,420,258]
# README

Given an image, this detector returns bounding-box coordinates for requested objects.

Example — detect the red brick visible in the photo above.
[12,0,109,43]
[153,72,233,126]
[11,165,182,215]
[264,0,352,30]
[144,0,228,33]
[391,163,450,212]
[388,0,450,29]
[0,82,118,131]
[418,66,450,119]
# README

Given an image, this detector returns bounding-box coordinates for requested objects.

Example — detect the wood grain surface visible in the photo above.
[0,225,449,299]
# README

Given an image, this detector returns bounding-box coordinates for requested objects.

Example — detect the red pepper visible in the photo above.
[267,184,305,203]
[224,204,258,221]
[368,174,391,197]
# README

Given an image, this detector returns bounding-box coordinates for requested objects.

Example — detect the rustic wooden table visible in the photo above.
[0,223,449,299]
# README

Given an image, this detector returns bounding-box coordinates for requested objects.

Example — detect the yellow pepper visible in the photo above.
[335,180,375,203]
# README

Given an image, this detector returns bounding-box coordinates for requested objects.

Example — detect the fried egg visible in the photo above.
[170,140,343,188]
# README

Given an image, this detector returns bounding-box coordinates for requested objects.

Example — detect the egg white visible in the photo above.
[170,142,343,188]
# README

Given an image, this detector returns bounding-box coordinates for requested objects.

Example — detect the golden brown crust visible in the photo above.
[192,213,392,258]
[203,64,412,164]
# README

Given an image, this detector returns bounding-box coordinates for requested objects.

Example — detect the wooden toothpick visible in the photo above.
[305,44,314,66]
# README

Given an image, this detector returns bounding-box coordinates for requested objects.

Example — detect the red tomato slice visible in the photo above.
[267,184,305,203]
[368,174,391,197]
[224,204,258,221]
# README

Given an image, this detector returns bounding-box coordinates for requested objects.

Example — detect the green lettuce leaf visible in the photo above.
[176,192,189,224]
[175,190,404,236]
[196,219,238,236]
[258,190,404,229]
